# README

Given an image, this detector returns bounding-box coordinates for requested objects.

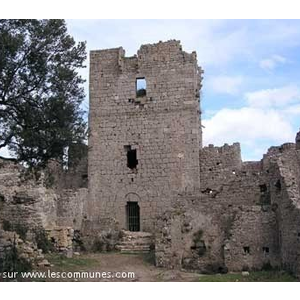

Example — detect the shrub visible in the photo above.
[0,236,32,277]
[34,228,54,254]
[13,223,28,240]
[92,239,105,252]
[2,220,12,232]
[2,221,28,241]
[191,229,206,256]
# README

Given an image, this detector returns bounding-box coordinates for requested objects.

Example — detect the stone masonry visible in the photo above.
[85,40,203,236]
[1,40,300,277]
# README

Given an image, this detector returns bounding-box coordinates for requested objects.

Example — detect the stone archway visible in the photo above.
[125,193,141,231]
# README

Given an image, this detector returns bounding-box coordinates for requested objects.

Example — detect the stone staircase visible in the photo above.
[116,230,153,253]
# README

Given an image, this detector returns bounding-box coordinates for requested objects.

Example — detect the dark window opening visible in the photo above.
[136,78,146,97]
[201,188,213,195]
[0,194,5,203]
[259,184,271,205]
[191,240,206,256]
[125,145,138,170]
[263,247,270,253]
[126,202,140,232]
[275,179,282,191]
[259,184,268,193]
[243,246,250,254]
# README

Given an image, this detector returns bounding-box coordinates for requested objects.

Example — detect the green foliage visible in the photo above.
[262,262,274,271]
[2,219,12,231]
[2,220,27,240]
[13,223,28,240]
[193,229,203,242]
[92,239,105,252]
[34,228,54,254]
[198,270,297,282]
[191,229,206,256]
[46,253,97,272]
[0,19,87,169]
[0,236,32,276]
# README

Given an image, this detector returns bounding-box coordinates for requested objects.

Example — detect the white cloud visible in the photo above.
[207,75,243,95]
[0,146,11,158]
[283,104,300,115]
[202,107,295,147]
[203,84,300,159]
[245,85,300,108]
[259,54,287,71]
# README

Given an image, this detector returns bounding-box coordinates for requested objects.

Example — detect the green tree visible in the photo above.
[0,19,87,168]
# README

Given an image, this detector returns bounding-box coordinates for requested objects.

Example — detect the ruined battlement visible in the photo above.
[89,40,203,114]
[90,40,201,69]
[200,142,242,175]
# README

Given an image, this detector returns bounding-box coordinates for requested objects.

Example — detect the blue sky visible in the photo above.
[2,19,300,161]
[65,19,300,161]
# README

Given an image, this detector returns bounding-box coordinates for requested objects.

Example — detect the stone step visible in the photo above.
[116,230,153,254]
[116,244,151,249]
[119,249,150,254]
[121,231,152,238]
[117,241,151,246]
[116,247,151,252]
[117,245,151,251]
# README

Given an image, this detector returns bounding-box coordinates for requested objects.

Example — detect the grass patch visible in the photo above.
[45,254,98,272]
[198,270,297,282]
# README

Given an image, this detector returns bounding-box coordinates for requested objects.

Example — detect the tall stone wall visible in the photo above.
[155,142,291,274]
[87,40,203,234]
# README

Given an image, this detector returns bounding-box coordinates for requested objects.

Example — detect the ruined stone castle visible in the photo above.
[1,40,300,276]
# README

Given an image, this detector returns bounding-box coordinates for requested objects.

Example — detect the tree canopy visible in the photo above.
[0,19,87,168]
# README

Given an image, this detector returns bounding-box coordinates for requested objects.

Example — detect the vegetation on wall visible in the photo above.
[0,236,32,276]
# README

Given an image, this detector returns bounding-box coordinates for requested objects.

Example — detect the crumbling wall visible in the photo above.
[200,143,269,206]
[0,229,46,273]
[47,143,88,190]
[224,207,280,271]
[155,142,282,272]
[271,146,300,276]
[200,143,242,188]
[155,198,226,273]
[56,188,87,230]
[0,158,58,238]
[0,157,86,255]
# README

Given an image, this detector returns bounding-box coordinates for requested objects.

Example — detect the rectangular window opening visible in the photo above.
[259,184,268,193]
[263,247,270,254]
[124,145,138,170]
[136,78,146,97]
[243,246,250,254]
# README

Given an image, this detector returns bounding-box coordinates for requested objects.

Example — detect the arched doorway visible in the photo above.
[126,201,140,231]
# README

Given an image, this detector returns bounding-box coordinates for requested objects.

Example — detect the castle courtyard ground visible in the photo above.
[31,252,297,282]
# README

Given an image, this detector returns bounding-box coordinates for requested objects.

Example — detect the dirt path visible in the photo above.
[45,252,201,282]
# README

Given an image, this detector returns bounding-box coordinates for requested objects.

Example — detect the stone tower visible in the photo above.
[87,40,203,234]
